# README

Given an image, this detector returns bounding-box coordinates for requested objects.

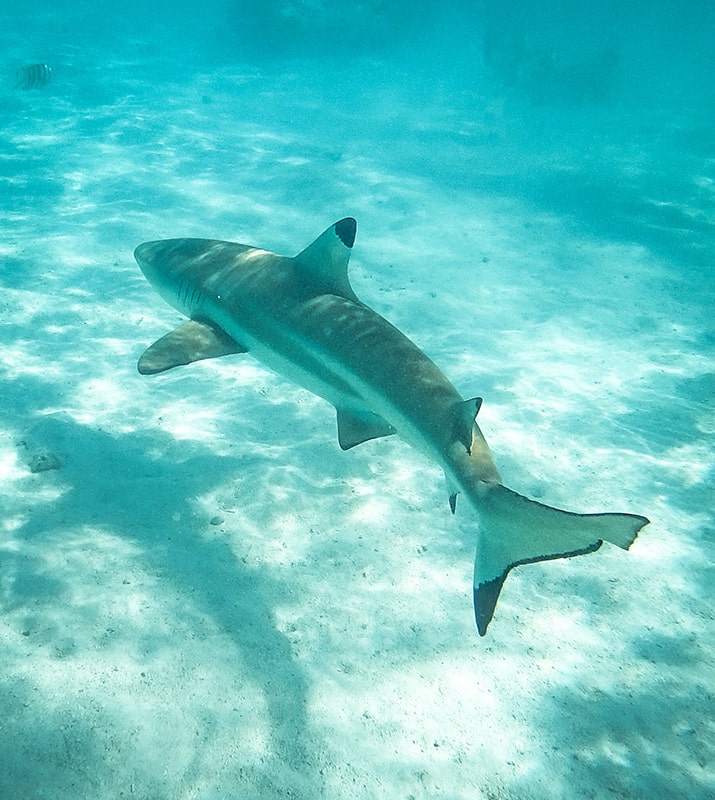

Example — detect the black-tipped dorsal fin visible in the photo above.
[293,218,358,300]
[138,319,247,375]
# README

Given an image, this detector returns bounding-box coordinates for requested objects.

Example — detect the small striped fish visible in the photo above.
[15,63,52,90]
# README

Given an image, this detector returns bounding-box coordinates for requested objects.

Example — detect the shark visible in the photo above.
[135,217,649,635]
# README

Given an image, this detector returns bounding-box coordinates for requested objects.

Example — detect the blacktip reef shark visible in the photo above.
[135,217,649,635]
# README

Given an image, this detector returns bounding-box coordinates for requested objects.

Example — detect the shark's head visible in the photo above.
[134,240,161,277]
[135,239,180,306]
[134,239,217,319]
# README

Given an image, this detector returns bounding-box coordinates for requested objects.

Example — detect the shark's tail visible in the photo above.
[472,482,649,635]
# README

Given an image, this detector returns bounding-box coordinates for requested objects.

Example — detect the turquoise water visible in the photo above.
[1,2,713,798]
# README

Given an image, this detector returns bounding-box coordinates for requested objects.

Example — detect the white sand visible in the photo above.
[1,6,713,799]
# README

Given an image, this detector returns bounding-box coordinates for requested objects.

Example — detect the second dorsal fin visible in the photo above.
[455,397,483,451]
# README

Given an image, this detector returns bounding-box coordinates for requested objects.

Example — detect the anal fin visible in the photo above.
[444,470,459,514]
[138,319,247,375]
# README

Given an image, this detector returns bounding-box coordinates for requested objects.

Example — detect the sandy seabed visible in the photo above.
[1,12,713,800]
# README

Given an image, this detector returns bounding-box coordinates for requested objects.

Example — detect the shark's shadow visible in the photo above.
[3,400,316,793]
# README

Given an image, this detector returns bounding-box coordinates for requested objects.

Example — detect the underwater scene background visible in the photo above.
[1,2,713,798]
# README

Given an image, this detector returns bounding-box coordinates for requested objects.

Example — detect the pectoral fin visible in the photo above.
[138,319,247,375]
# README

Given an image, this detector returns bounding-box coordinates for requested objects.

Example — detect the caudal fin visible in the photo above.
[473,483,649,635]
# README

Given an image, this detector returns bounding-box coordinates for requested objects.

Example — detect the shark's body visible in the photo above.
[135,217,649,635]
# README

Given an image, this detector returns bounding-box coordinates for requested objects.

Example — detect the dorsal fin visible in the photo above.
[454,397,483,451]
[447,397,484,513]
[293,217,358,300]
